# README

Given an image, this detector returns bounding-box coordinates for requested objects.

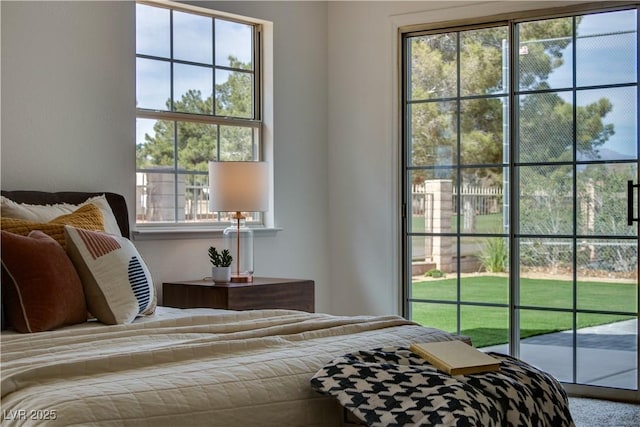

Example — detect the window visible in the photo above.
[135,1,262,226]
[402,4,638,397]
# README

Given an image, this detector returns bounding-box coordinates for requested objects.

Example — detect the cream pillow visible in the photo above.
[1,195,121,235]
[65,225,156,325]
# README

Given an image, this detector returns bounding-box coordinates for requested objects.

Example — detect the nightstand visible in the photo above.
[162,277,315,312]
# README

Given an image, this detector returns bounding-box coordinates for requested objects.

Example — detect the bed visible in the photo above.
[0,191,573,426]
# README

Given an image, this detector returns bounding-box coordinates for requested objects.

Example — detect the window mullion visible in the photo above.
[136,110,261,128]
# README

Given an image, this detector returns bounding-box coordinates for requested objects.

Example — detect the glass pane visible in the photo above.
[410,236,430,280]
[408,234,425,270]
[409,33,457,101]
[519,309,574,383]
[410,302,458,333]
[518,165,573,235]
[518,238,573,309]
[517,17,573,91]
[461,305,509,349]
[174,64,213,114]
[408,169,456,234]
[136,4,170,58]
[215,69,253,119]
[409,236,457,280]
[460,26,508,96]
[576,10,638,87]
[136,119,174,169]
[460,168,505,234]
[476,237,509,280]
[460,97,506,165]
[578,163,638,236]
[184,173,212,222]
[409,187,429,235]
[577,87,638,161]
[577,240,638,312]
[409,236,457,290]
[136,58,170,110]
[177,122,217,171]
[409,101,457,167]
[173,11,212,65]
[219,126,254,161]
[517,92,574,163]
[215,19,253,70]
[136,172,177,223]
[576,313,637,389]
[460,240,508,303]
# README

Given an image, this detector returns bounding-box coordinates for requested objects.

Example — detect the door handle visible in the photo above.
[628,180,639,226]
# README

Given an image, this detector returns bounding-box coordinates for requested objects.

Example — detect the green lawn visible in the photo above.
[412,213,502,234]
[411,275,637,347]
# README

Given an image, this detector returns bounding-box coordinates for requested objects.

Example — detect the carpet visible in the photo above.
[569,397,640,427]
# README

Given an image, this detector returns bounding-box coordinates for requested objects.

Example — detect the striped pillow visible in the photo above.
[64,225,156,324]
[1,204,104,250]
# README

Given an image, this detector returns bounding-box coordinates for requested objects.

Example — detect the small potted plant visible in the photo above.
[208,247,232,283]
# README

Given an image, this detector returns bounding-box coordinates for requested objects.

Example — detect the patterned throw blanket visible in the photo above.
[310,347,574,427]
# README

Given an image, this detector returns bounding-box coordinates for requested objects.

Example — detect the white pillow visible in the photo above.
[1,195,121,235]
[64,225,156,325]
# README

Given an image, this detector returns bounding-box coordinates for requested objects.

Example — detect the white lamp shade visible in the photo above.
[209,161,269,212]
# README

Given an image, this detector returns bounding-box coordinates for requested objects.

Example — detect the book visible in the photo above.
[409,340,500,375]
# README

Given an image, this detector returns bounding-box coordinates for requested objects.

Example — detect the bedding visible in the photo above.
[1,203,106,249]
[310,347,574,427]
[1,191,132,331]
[0,191,129,238]
[1,191,571,426]
[0,194,121,236]
[64,225,156,324]
[1,307,461,426]
[1,230,87,332]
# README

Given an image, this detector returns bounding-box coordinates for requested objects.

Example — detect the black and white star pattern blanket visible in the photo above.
[310,347,574,427]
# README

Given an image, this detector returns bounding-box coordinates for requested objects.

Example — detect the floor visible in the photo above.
[482,318,638,390]
[569,397,640,427]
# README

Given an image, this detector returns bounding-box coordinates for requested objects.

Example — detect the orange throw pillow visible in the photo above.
[1,203,104,250]
[1,230,87,333]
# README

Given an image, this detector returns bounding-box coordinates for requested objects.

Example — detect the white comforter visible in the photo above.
[1,307,460,426]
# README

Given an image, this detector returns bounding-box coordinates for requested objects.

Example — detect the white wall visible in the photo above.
[1,1,135,200]
[1,1,331,312]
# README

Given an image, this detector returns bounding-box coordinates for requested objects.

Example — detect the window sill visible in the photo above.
[132,226,282,241]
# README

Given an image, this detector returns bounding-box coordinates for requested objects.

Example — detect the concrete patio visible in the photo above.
[482,318,638,390]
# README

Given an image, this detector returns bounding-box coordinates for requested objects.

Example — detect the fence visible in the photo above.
[412,183,503,217]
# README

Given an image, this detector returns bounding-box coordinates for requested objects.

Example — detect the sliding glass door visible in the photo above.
[402,5,639,400]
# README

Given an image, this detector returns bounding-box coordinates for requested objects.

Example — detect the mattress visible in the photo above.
[1,307,460,426]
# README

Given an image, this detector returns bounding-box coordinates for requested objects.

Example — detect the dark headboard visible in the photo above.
[1,191,130,238]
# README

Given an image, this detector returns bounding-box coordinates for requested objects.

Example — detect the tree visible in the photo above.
[136,56,254,173]
[408,17,614,186]
[577,163,638,273]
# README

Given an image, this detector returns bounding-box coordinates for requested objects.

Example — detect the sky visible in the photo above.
[545,9,638,159]
[136,4,638,163]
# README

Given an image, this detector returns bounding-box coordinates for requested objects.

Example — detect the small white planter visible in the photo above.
[211,266,231,284]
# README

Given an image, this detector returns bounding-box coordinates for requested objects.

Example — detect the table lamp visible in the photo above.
[209,161,269,282]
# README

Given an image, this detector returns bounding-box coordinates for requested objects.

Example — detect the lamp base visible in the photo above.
[230,275,253,283]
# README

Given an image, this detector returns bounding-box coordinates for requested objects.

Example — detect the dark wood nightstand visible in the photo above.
[162,277,315,312]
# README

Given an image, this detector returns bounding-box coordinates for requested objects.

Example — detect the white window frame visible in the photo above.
[134,0,274,237]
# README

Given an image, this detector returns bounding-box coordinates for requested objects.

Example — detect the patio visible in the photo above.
[482,318,638,390]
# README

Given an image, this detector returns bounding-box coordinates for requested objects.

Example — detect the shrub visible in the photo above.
[480,237,507,273]
[425,268,444,278]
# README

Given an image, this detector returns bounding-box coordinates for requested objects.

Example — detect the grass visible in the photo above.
[410,275,637,348]
[412,213,503,234]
